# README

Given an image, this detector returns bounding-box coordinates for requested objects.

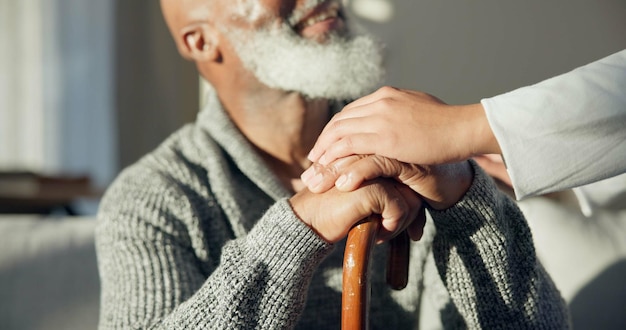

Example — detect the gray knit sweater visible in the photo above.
[95,92,570,329]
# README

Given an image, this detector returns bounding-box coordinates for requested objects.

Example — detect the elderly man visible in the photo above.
[95,0,569,328]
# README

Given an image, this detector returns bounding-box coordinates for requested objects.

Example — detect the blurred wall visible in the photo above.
[114,1,199,170]
[350,0,626,104]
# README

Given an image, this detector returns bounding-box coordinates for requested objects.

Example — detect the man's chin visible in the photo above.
[263,75,380,102]
[229,22,385,101]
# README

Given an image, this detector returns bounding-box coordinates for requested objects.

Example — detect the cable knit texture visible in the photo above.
[95,91,569,329]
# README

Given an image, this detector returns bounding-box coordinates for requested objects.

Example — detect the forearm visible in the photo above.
[455,102,502,157]
[428,162,570,329]
[201,200,333,329]
[97,199,333,329]
[481,49,626,199]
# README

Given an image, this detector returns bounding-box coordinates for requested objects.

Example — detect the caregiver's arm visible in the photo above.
[482,49,626,199]
[308,49,626,199]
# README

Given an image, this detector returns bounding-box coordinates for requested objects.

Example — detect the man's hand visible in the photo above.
[301,155,473,211]
[289,178,424,244]
[473,154,512,187]
[307,86,500,166]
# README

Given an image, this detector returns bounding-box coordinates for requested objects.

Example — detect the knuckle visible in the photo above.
[326,162,341,178]
[378,97,394,107]
[329,118,347,132]
[341,137,355,151]
[371,156,396,174]
[378,85,397,94]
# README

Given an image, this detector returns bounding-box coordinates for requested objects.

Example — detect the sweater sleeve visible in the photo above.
[95,167,333,329]
[428,161,570,329]
[481,49,626,199]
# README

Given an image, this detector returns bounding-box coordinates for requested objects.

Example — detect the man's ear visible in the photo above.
[178,24,220,62]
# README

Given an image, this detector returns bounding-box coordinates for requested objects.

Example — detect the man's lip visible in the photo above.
[298,17,344,40]
[292,1,342,33]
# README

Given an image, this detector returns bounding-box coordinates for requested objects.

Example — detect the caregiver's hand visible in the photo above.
[307,86,500,166]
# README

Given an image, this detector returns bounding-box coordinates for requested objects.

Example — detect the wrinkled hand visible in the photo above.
[301,155,473,211]
[307,86,497,166]
[289,178,424,244]
[473,154,512,188]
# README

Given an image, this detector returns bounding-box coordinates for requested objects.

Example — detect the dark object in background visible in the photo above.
[0,172,100,215]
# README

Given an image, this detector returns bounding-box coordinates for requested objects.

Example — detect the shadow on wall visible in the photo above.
[570,260,626,329]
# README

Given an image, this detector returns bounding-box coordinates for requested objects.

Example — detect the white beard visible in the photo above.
[224,21,385,101]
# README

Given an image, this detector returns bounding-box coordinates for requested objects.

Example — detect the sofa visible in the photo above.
[0,216,99,330]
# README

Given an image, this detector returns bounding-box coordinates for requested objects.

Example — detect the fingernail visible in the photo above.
[300,167,315,184]
[335,174,348,188]
[308,173,324,190]
[308,148,322,162]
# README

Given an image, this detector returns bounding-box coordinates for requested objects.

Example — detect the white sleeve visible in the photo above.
[481,49,626,200]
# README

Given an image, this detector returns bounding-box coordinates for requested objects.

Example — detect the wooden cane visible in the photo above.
[342,215,410,330]
[386,230,410,290]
